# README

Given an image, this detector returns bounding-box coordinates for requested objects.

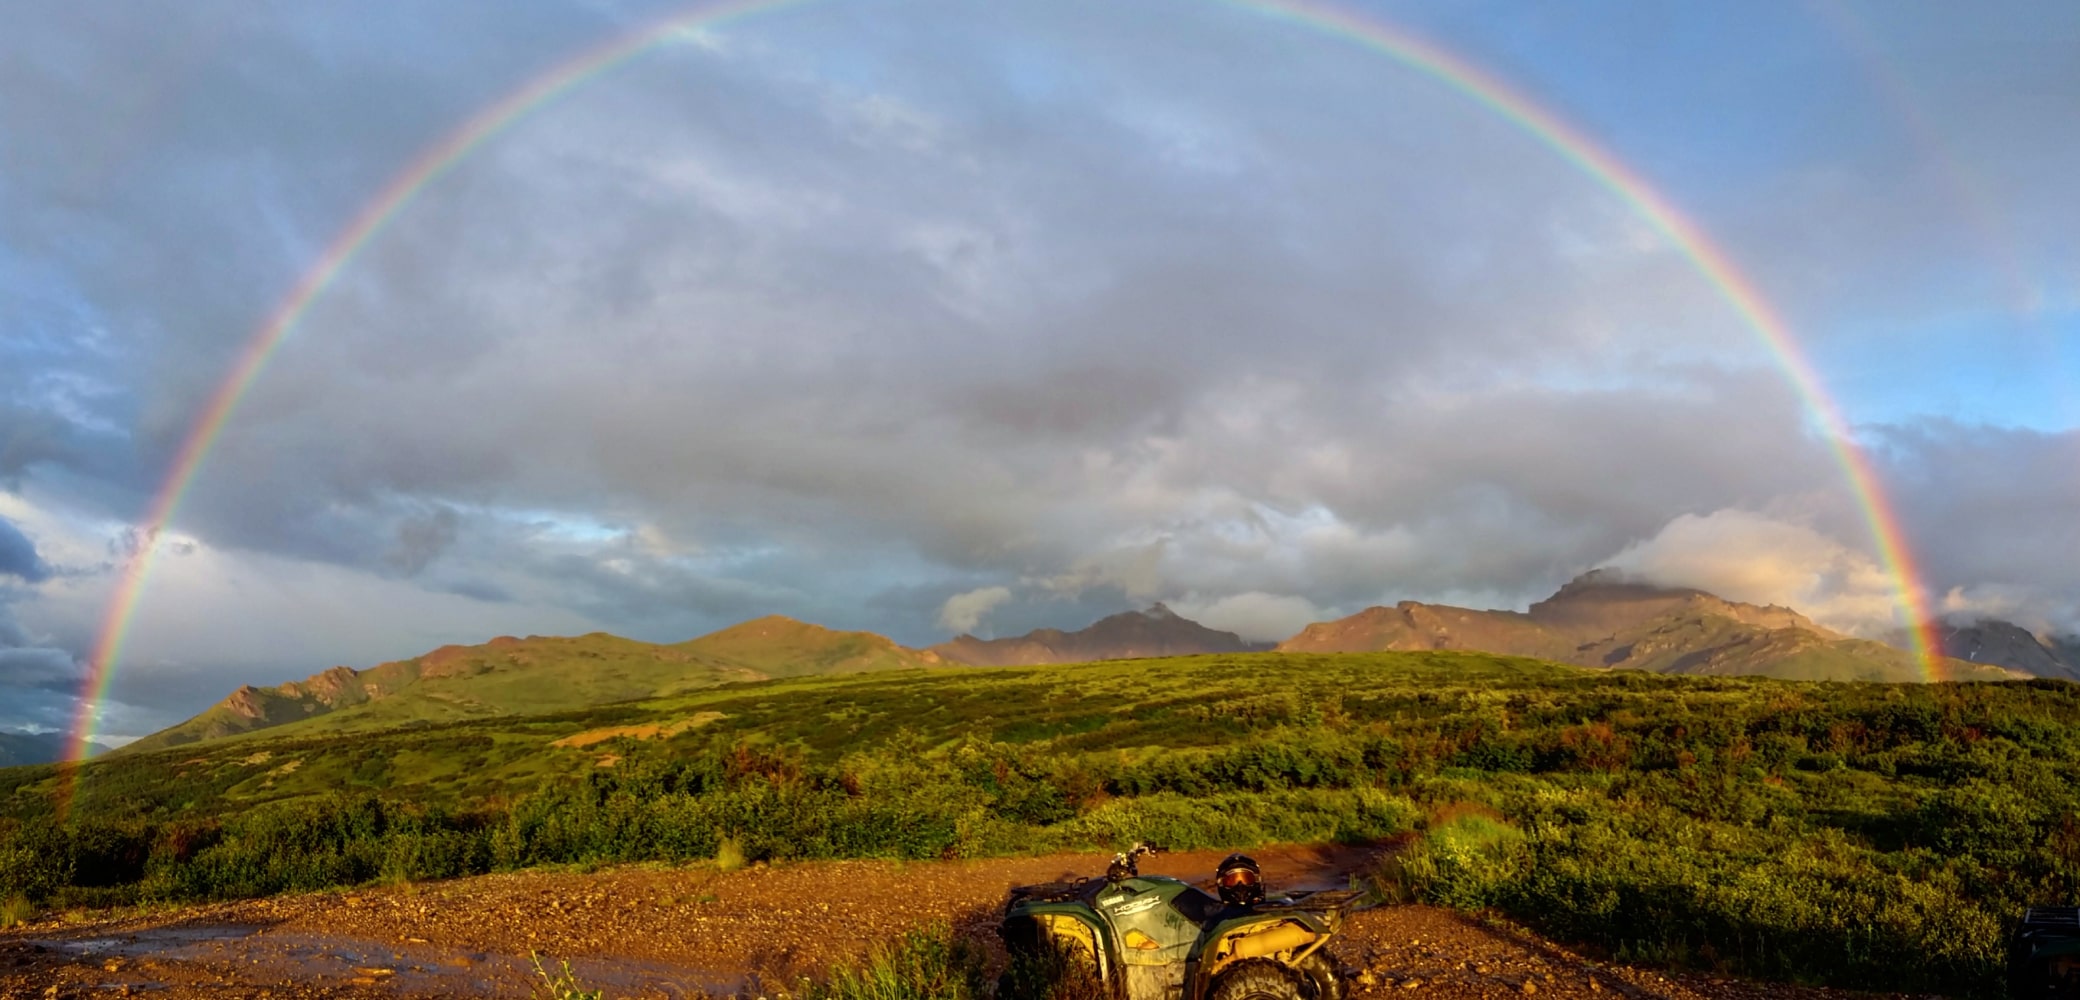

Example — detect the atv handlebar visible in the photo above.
[1107,842,1164,880]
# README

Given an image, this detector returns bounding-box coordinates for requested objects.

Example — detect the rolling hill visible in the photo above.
[930,603,1270,665]
[124,573,2042,758]
[1280,569,2019,683]
[122,618,942,754]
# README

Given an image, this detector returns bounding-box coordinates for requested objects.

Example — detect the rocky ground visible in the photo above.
[0,845,1936,1000]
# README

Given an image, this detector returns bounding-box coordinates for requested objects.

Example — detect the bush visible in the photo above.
[801,924,988,1000]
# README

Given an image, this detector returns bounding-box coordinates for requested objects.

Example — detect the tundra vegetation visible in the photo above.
[3,652,2078,996]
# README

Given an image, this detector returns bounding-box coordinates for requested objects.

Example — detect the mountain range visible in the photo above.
[1931,619,2080,681]
[0,730,110,767]
[1281,569,2021,683]
[121,617,939,754]
[929,603,1271,665]
[107,571,2077,756]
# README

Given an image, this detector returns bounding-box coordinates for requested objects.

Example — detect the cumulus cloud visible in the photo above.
[0,518,50,583]
[1877,421,2080,631]
[1600,509,1907,636]
[1937,584,2075,636]
[1168,591,1324,643]
[937,585,1012,634]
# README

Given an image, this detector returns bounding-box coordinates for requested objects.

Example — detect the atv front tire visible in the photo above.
[1209,960,1308,1000]
[1299,952,1348,1000]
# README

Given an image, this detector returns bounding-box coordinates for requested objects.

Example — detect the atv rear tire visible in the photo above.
[1209,960,1308,1000]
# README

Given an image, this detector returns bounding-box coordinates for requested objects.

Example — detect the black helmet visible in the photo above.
[1215,853,1263,906]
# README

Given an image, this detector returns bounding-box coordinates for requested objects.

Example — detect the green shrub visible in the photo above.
[801,924,987,1000]
[12,652,2080,996]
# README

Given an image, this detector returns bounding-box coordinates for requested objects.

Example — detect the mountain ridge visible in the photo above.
[1932,618,2080,680]
[928,602,1272,666]
[122,618,940,755]
[1281,569,2019,683]
[0,730,110,767]
[122,575,2065,756]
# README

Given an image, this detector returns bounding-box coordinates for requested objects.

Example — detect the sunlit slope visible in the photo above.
[122,619,941,754]
[1282,570,2017,682]
[673,615,943,678]
[25,649,2067,828]
[25,650,1573,815]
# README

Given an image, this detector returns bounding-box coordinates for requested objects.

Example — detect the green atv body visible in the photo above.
[999,847,1355,1000]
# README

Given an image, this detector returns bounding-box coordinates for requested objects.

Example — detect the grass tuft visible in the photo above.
[530,951,605,1000]
[0,894,34,929]
[714,836,747,873]
[799,924,987,1000]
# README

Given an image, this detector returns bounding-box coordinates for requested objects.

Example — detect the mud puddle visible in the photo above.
[18,922,736,997]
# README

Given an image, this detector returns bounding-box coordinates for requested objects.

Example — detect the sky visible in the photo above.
[1,0,2076,742]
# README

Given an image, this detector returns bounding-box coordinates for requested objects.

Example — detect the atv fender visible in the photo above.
[1201,918,1326,981]
[1003,906,1112,980]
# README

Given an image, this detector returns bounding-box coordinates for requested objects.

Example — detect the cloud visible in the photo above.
[937,585,1011,634]
[1877,421,2080,631]
[1169,591,1323,643]
[0,647,78,692]
[1600,509,1907,636]
[384,505,460,576]
[0,518,51,583]
[0,0,2070,699]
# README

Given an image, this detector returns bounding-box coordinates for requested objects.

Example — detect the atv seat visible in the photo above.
[1169,885,1226,926]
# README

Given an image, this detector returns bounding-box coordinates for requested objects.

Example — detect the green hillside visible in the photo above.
[673,614,944,678]
[9,651,2080,996]
[123,620,942,754]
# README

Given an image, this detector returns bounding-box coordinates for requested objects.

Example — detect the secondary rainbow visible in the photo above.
[63,0,1946,798]
[1809,0,2035,317]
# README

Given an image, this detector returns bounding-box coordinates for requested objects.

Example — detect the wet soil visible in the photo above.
[0,845,1936,1000]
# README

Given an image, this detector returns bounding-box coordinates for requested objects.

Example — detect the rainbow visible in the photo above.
[61,0,1946,805]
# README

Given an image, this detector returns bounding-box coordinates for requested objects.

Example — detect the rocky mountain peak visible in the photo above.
[931,603,1266,666]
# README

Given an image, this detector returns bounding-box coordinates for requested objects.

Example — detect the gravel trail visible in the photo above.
[0,845,1932,1000]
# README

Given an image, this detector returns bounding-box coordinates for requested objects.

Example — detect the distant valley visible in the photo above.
[0,730,108,768]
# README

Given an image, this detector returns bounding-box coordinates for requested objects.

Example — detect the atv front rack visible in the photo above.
[1007,879,1097,905]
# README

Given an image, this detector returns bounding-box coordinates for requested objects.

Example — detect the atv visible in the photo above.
[998,843,1357,1000]
[2011,907,2080,998]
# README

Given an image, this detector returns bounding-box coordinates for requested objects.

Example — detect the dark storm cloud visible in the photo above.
[0,518,51,583]
[0,647,76,693]
[383,505,460,577]
[0,581,86,731]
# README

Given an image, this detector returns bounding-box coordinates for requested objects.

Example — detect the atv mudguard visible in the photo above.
[1188,908,1339,998]
[1004,903,1115,982]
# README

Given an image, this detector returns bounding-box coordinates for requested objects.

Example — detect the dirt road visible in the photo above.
[0,846,1929,1000]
